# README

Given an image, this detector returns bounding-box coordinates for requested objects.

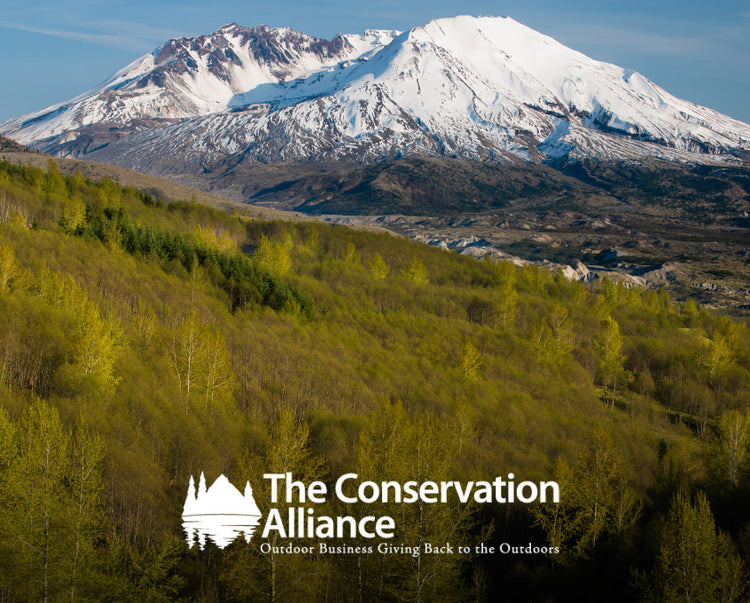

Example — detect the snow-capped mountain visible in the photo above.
[2,23,399,151]
[3,15,750,172]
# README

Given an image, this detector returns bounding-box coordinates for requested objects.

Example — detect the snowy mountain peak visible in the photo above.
[1,23,399,146]
[2,15,749,169]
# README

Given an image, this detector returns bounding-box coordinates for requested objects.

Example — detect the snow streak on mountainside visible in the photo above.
[1,24,399,148]
[2,16,750,170]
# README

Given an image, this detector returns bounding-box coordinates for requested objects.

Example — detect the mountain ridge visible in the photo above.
[3,15,749,176]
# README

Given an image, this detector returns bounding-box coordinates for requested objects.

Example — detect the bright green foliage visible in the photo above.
[369,252,389,279]
[420,333,448,366]
[716,410,750,487]
[170,310,236,413]
[0,400,107,601]
[494,261,518,327]
[682,298,699,325]
[267,406,324,479]
[63,199,311,314]
[33,266,83,309]
[170,310,205,411]
[29,267,122,395]
[306,224,320,255]
[256,232,294,277]
[130,537,186,602]
[59,195,86,233]
[8,208,28,227]
[71,169,86,190]
[44,159,68,204]
[68,426,105,601]
[202,330,236,414]
[229,407,327,602]
[519,263,550,294]
[0,241,17,293]
[702,333,733,382]
[404,256,429,284]
[601,278,620,309]
[342,240,360,264]
[0,160,749,600]
[531,302,575,367]
[644,491,746,603]
[193,224,237,254]
[595,315,624,406]
[0,408,13,466]
[71,298,122,390]
[461,338,483,381]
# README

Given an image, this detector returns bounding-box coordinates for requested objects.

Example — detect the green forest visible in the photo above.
[0,159,749,602]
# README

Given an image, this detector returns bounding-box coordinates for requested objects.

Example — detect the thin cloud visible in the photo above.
[0,19,178,53]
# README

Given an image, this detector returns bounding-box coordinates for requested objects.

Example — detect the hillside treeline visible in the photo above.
[0,159,749,601]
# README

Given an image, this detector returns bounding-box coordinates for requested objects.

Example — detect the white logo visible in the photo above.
[182,472,263,550]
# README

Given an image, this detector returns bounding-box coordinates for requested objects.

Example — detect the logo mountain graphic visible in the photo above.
[182,472,262,550]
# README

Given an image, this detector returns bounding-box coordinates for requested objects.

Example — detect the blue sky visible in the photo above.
[1,0,748,124]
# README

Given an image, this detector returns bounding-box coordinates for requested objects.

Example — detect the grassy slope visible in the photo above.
[0,159,748,600]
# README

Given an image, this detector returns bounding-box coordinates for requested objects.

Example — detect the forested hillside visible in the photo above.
[0,160,748,601]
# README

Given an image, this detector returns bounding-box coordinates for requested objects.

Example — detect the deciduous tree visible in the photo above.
[595,315,624,407]
[645,491,746,602]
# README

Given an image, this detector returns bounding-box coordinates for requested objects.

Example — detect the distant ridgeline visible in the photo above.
[0,158,748,601]
[0,135,33,153]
